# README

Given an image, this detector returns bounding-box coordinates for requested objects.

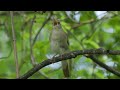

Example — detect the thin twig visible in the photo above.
[29,15,50,79]
[46,66,61,74]
[19,18,32,71]
[18,49,120,79]
[37,71,50,79]
[64,11,79,23]
[32,12,52,46]
[91,62,97,79]
[66,30,84,49]
[20,24,25,70]
[30,15,36,65]
[87,55,120,78]
[80,17,104,49]
[71,13,118,30]
[10,11,19,78]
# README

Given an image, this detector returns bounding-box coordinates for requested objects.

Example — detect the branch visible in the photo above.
[71,19,95,29]
[19,18,31,70]
[71,13,118,29]
[29,15,50,79]
[87,55,120,77]
[18,49,120,79]
[0,11,43,16]
[45,66,61,74]
[30,15,36,65]
[10,11,19,78]
[66,30,84,49]
[32,12,52,46]
[37,71,50,79]
[64,11,79,23]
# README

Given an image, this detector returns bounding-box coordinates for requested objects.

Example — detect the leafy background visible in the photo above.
[0,11,120,79]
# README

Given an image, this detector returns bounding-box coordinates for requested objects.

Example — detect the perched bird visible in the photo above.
[49,18,72,78]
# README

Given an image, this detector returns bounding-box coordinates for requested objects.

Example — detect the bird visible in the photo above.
[49,17,72,78]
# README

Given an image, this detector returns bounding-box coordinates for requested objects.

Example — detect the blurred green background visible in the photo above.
[0,11,120,79]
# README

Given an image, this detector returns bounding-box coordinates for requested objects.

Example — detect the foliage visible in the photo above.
[0,11,120,79]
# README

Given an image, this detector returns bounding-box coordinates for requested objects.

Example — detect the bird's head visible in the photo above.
[52,17,61,29]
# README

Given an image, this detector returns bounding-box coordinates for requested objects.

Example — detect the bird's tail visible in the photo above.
[61,59,72,78]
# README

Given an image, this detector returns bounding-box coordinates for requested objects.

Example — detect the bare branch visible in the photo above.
[18,49,120,79]
[32,12,52,46]
[87,55,120,78]
[30,15,36,65]
[64,11,79,23]
[10,11,19,78]
[71,13,118,30]
[29,15,50,79]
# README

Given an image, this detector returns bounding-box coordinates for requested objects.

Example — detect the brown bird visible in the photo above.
[49,18,72,78]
